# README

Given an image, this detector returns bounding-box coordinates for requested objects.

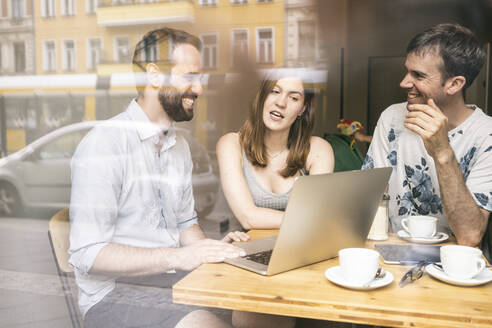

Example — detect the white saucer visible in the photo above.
[397,230,449,244]
[325,266,394,290]
[425,264,492,287]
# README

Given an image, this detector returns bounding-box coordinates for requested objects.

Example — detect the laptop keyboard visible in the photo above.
[245,250,273,265]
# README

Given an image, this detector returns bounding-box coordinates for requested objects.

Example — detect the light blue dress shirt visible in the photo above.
[68,99,198,317]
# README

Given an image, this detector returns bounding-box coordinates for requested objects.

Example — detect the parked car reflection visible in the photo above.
[0,121,219,218]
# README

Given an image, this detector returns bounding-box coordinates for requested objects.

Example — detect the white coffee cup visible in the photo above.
[440,245,486,280]
[401,216,437,238]
[339,248,380,286]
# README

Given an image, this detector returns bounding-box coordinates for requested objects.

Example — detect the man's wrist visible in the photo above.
[434,146,455,165]
[158,247,183,271]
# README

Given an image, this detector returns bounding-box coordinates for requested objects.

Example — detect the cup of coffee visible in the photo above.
[339,248,380,286]
[401,215,437,238]
[440,245,486,280]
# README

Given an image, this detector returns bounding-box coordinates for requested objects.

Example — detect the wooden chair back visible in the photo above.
[48,207,82,328]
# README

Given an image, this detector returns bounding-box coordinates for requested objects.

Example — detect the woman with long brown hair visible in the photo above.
[217,74,334,231]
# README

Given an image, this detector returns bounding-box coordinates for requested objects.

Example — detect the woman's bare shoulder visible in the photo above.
[306,136,335,173]
[217,132,242,156]
[309,136,333,154]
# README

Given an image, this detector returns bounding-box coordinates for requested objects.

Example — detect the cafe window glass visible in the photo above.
[5,98,27,129]
[38,96,84,131]
[38,129,90,160]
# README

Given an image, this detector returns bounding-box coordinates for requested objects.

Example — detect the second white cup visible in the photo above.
[339,248,380,286]
[440,245,486,280]
[401,215,437,238]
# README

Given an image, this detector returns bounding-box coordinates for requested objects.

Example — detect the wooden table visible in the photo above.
[173,230,492,328]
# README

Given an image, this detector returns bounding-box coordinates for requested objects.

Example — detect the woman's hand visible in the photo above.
[221,231,250,243]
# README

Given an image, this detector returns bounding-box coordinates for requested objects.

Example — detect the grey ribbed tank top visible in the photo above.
[242,150,307,211]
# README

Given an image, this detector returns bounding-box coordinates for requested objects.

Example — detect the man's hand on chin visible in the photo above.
[404,98,452,162]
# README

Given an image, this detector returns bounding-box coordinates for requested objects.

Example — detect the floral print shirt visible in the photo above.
[363,102,492,235]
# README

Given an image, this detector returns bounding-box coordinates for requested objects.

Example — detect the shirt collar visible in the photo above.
[126,99,177,150]
[448,105,482,137]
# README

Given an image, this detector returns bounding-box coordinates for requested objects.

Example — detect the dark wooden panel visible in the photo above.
[367,56,406,134]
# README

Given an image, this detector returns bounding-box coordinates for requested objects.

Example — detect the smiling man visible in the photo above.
[69,28,247,328]
[363,24,492,252]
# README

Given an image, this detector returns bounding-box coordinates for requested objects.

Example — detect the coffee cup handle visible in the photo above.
[401,219,409,233]
[431,225,436,238]
[474,258,486,276]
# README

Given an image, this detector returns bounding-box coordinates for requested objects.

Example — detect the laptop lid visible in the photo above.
[265,167,392,275]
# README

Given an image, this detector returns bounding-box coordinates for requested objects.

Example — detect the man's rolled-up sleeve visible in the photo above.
[467,139,492,213]
[68,130,122,275]
[363,108,392,170]
[175,140,198,231]
[176,182,198,231]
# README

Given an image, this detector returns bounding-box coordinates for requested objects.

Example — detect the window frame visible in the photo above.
[256,26,274,64]
[297,20,317,60]
[85,0,97,14]
[200,32,219,70]
[0,43,3,72]
[11,0,26,19]
[198,0,218,7]
[231,28,249,67]
[43,40,57,72]
[61,0,75,16]
[113,36,131,63]
[13,41,26,73]
[86,37,103,71]
[140,34,159,64]
[41,0,55,18]
[62,39,76,72]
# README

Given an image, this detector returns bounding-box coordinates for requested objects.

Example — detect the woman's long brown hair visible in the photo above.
[239,78,315,177]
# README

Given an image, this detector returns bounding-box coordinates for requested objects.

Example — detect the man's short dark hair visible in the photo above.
[406,23,486,90]
[132,27,201,73]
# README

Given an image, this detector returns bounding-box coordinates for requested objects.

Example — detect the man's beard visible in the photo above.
[159,88,197,122]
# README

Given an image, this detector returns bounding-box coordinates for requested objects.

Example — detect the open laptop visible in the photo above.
[225,167,392,275]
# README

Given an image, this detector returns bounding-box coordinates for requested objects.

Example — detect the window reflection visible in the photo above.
[0,0,329,164]
[38,129,89,160]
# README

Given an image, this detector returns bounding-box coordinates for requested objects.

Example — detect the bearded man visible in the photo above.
[69,28,247,328]
[363,23,492,255]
